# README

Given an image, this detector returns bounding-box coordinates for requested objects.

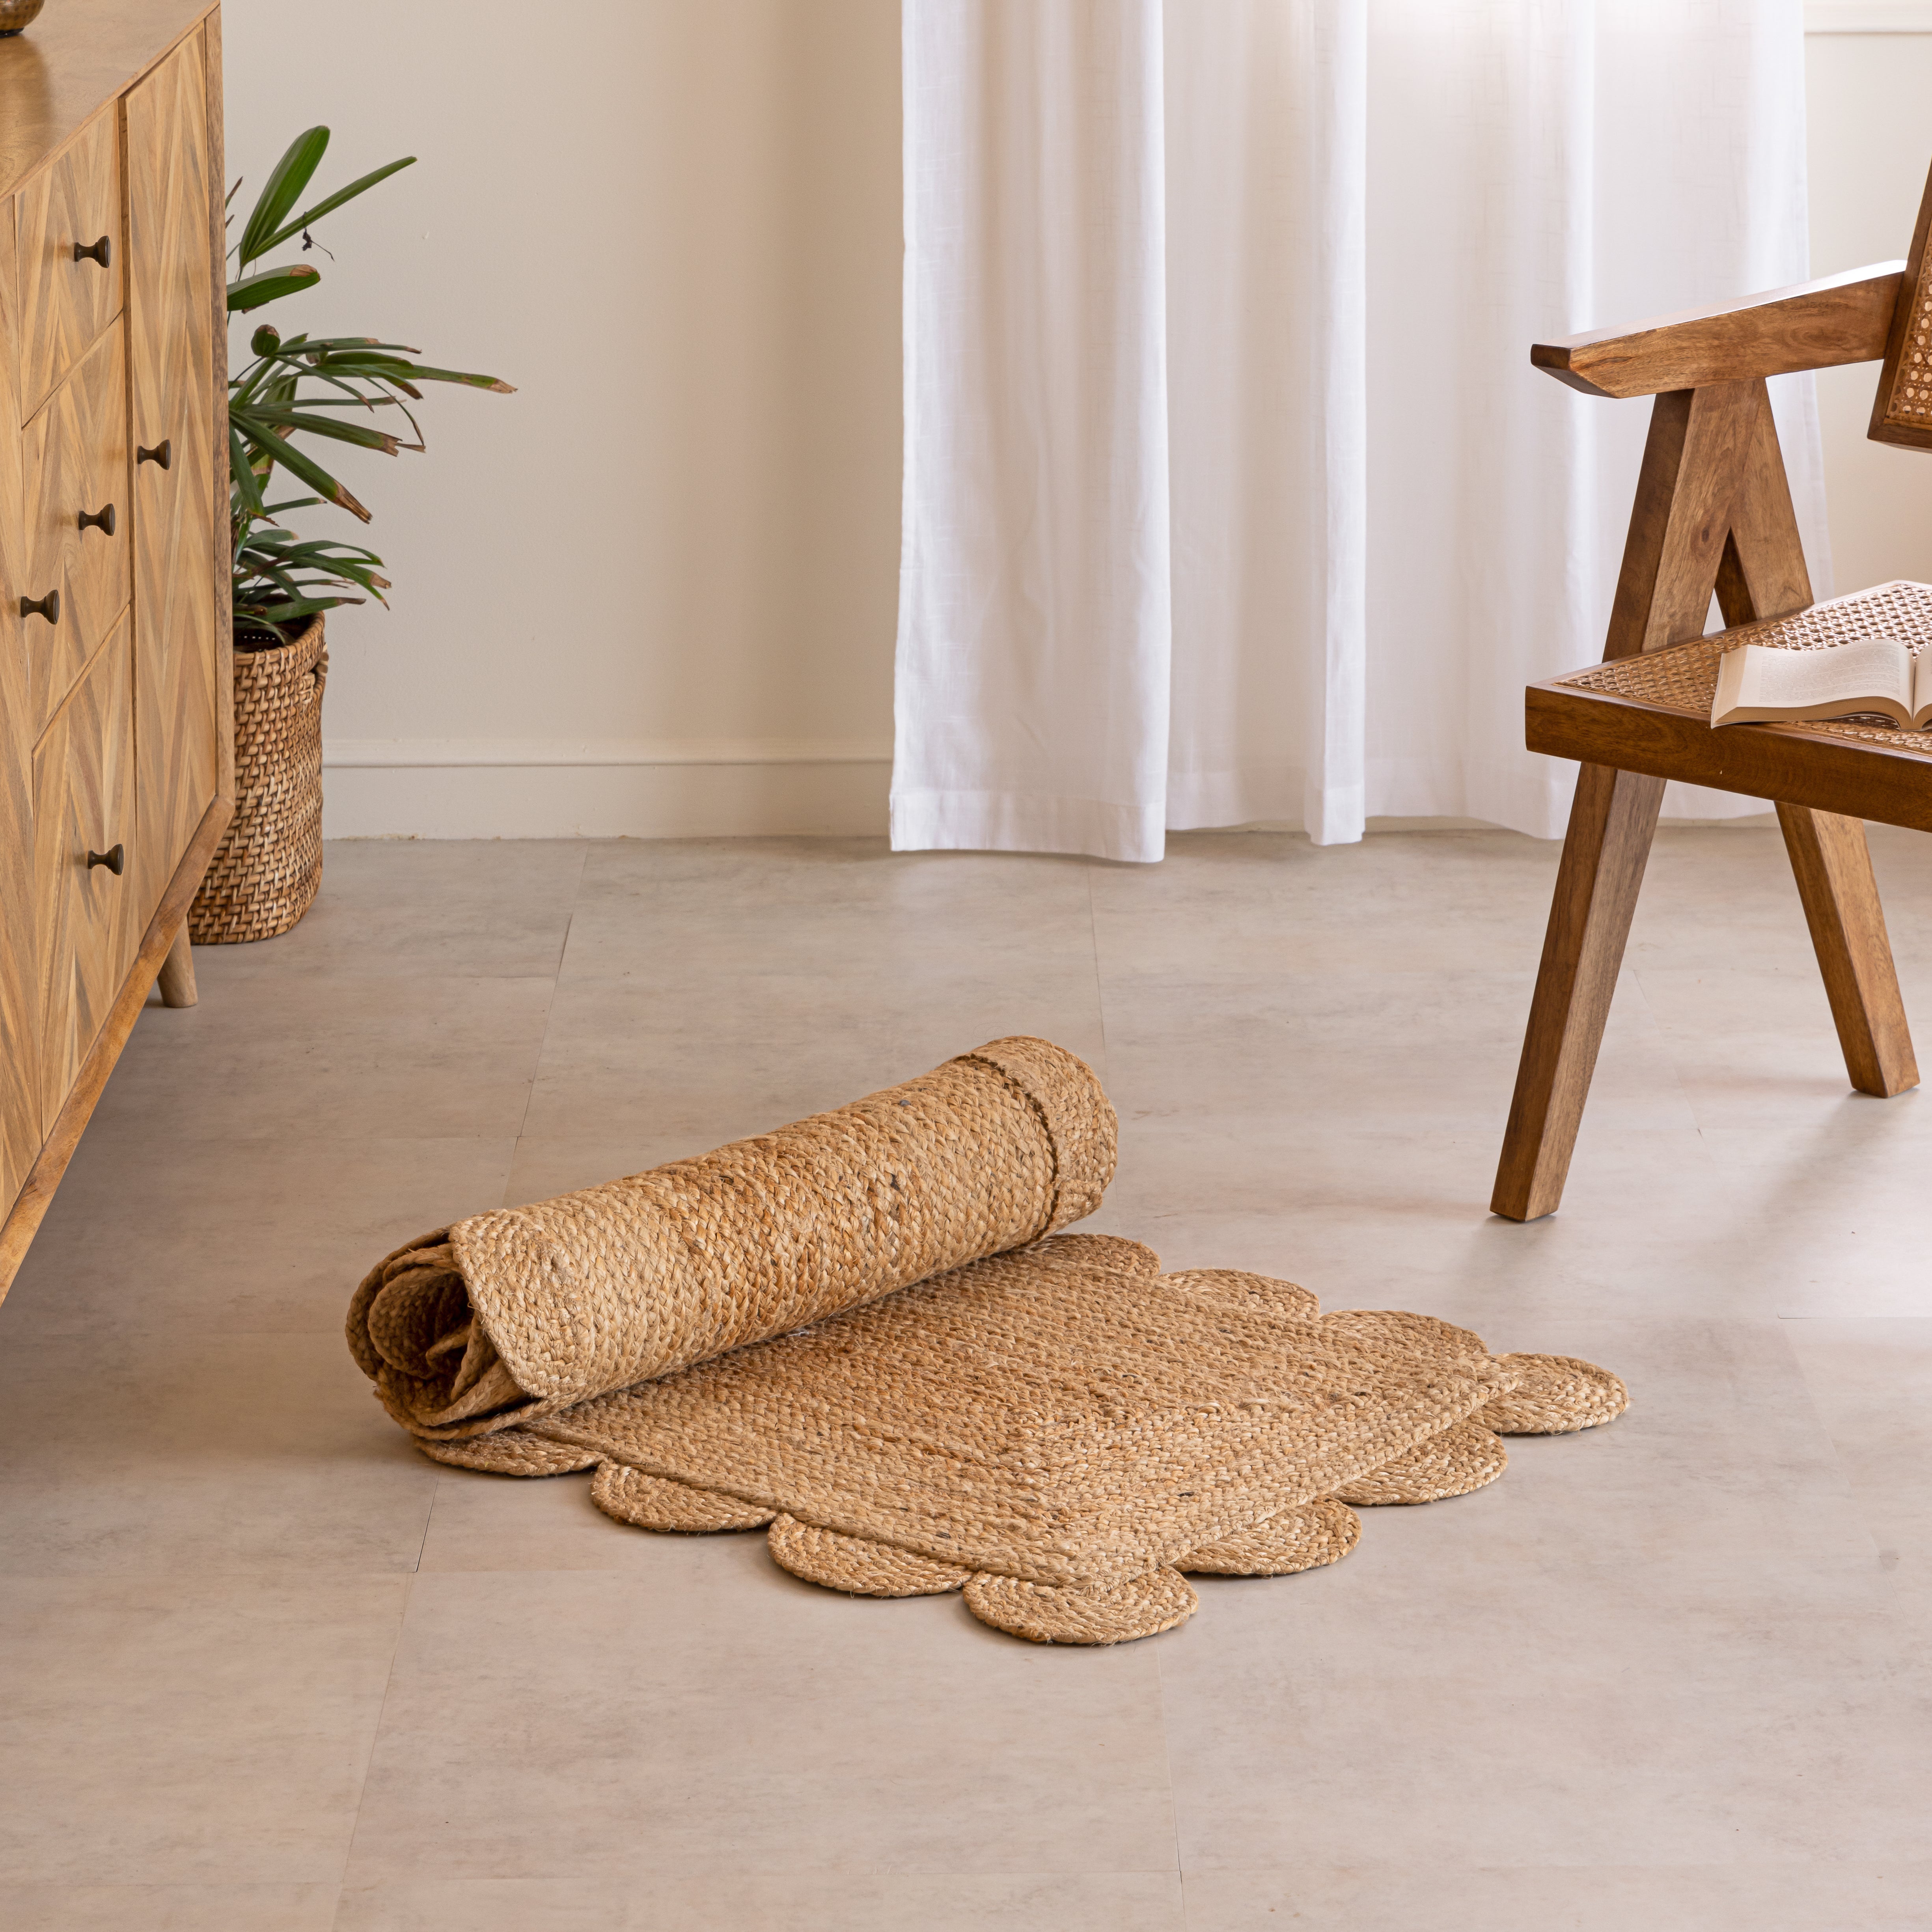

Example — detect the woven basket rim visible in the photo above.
[234,609,327,656]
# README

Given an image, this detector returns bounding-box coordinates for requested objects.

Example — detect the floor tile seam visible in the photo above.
[545,845,593,981]
[4,1324,411,1340]
[634,1863,1184,1878]
[399,1859,1195,1879]
[1085,861,1112,1089]
[508,963,573,1156]
[333,1569,423,1898]
[410,1474,441,1576]
[1775,1313,1908,1569]
[1170,1856,1900,1875]
[1625,962,1712,1129]
[185,968,573,990]
[179,970,568,992]
[0,1341,427,1363]
[0,1565,433,1587]
[546,941,1111,968]
[1150,1638,1186,1898]
[1775,1313,1932,1325]
[0,1881,348,1896]
[0,1557,912,1587]
[508,843,593,1136]
[332,1861,1192,1894]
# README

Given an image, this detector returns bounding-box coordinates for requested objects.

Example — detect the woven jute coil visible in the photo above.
[1482,1353,1628,1435]
[1332,1418,1510,1507]
[767,1516,975,1597]
[964,1569,1201,1646]
[349,1038,1117,1441]
[188,614,327,944]
[1180,1497,1361,1576]
[590,1464,774,1532]
[363,1041,1628,1643]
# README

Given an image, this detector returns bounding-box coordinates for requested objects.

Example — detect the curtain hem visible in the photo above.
[890,788,1167,863]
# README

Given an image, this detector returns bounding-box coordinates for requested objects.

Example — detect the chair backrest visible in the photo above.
[1870,159,1932,450]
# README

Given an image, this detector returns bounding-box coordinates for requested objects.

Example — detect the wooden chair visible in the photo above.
[1492,171,1932,1222]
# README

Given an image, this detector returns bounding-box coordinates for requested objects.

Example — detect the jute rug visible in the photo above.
[348,1037,1115,1442]
[348,1039,1626,1644]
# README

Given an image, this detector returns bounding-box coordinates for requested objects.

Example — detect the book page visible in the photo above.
[1728,638,1911,712]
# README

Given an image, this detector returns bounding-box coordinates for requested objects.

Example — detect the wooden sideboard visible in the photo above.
[0,0,231,1299]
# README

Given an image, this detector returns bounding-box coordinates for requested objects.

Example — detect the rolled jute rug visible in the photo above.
[350,1039,1627,1643]
[349,1038,1116,1442]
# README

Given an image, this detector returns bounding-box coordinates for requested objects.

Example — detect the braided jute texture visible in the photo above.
[188,615,328,945]
[347,1038,1117,1442]
[424,1234,1629,1643]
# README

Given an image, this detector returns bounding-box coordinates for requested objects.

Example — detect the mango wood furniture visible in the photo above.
[0,0,230,1297]
[1491,177,1932,1222]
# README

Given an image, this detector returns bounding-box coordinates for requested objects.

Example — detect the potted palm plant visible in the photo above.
[189,129,512,944]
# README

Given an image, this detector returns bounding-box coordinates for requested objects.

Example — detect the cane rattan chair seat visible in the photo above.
[1526,581,1932,837]
[1563,579,1932,751]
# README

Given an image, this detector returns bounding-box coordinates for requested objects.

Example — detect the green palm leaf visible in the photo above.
[250,157,416,259]
[231,420,372,520]
[235,404,403,455]
[228,265,320,313]
[228,125,514,618]
[238,127,331,267]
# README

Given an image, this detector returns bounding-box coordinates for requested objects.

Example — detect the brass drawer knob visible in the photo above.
[19,589,59,624]
[137,440,171,469]
[73,236,112,268]
[86,844,125,876]
[78,503,115,536]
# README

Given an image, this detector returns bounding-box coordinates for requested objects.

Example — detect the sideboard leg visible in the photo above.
[156,923,198,1009]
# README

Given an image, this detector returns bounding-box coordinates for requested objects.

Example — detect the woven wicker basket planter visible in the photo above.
[188,612,328,944]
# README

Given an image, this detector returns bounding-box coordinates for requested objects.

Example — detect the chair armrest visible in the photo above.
[1531,263,1904,398]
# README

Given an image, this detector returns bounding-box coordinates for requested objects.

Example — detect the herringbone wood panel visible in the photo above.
[202,10,233,802]
[126,32,218,922]
[31,615,137,1134]
[1,196,43,1216]
[15,106,122,424]
[22,317,132,735]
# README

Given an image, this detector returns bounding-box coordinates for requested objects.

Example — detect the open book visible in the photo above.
[1711,638,1932,730]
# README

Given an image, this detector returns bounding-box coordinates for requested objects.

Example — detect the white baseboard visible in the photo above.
[323,736,893,770]
[315,740,1782,841]
[319,739,893,839]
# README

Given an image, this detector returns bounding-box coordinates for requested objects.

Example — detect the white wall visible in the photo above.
[1805,24,1932,591]
[220,5,1932,840]
[224,0,903,838]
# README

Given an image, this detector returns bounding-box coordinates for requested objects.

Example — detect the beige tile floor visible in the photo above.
[3,826,1931,1930]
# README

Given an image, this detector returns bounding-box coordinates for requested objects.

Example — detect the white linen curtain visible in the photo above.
[893,0,1826,861]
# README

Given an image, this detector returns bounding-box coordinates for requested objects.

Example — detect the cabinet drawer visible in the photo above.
[15,109,123,425]
[20,318,131,737]
[0,711,34,1223]
[127,30,220,916]
[33,616,138,1135]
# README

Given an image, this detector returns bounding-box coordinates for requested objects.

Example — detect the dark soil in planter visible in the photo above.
[235,622,304,653]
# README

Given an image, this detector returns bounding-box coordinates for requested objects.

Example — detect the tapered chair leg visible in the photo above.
[1492,764,1665,1222]
[1776,804,1917,1097]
